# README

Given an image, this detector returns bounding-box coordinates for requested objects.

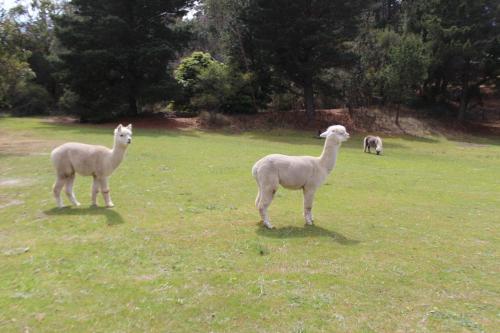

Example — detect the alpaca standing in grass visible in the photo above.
[252,125,349,229]
[363,135,383,155]
[50,124,132,208]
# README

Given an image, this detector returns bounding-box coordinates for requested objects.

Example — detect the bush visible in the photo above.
[193,61,255,114]
[174,52,213,94]
[57,88,79,114]
[11,83,52,115]
[174,51,256,114]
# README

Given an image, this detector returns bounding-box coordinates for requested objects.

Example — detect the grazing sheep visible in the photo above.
[50,124,132,208]
[252,125,350,229]
[363,135,383,155]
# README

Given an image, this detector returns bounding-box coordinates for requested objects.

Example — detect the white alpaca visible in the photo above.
[363,135,383,155]
[252,125,349,229]
[50,124,132,208]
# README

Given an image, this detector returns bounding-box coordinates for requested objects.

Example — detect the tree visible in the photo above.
[0,6,35,108]
[237,0,368,120]
[22,0,62,99]
[186,0,266,112]
[54,0,193,121]
[356,28,402,103]
[373,0,402,28]
[405,0,500,121]
[380,33,429,124]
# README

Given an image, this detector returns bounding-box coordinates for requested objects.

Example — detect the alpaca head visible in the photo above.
[320,125,350,143]
[114,124,133,146]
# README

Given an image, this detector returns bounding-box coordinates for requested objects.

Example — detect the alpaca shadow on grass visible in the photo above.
[44,206,125,226]
[256,223,359,245]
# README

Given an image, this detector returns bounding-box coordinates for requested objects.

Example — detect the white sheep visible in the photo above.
[363,135,383,155]
[252,125,350,229]
[50,124,132,208]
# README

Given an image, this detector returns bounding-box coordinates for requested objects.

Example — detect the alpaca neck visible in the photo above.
[319,138,341,173]
[110,142,127,170]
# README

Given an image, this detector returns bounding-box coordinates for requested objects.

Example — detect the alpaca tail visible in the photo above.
[363,137,368,151]
[252,163,258,179]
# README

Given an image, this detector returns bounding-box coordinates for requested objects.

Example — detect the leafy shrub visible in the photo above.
[174,51,256,114]
[57,88,79,114]
[174,52,213,94]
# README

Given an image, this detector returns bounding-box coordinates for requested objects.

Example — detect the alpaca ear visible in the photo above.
[319,130,330,138]
[126,124,132,130]
[115,124,123,134]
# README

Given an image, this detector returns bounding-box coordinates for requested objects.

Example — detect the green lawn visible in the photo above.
[1,117,499,332]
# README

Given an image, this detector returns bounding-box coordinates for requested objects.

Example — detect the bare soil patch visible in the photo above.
[0,178,26,187]
[224,109,354,132]
[45,110,352,132]
[0,131,60,156]
[45,114,199,130]
[45,102,500,139]
[0,199,24,209]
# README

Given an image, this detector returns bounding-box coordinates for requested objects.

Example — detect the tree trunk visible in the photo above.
[458,61,470,122]
[303,77,315,122]
[125,1,137,117]
[128,94,138,116]
[232,25,258,113]
[347,102,354,119]
[395,103,401,126]
[440,79,448,95]
[458,80,469,122]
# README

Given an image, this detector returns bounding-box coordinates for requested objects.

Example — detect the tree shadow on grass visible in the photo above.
[244,131,440,150]
[256,223,360,245]
[32,121,200,139]
[44,206,125,226]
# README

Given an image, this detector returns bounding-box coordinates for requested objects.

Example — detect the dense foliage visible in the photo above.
[414,0,500,120]
[1,0,499,122]
[237,0,367,120]
[54,0,192,121]
[174,51,255,114]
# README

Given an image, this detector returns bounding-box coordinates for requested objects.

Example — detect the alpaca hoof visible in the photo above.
[106,203,115,208]
[91,203,98,208]
[263,222,274,229]
[74,202,81,207]
[305,221,314,226]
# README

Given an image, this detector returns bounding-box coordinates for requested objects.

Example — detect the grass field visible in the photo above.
[0,117,499,332]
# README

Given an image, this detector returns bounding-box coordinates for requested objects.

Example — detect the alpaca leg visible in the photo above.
[255,189,261,208]
[91,176,99,206]
[257,186,277,229]
[53,176,66,208]
[99,177,114,208]
[303,188,316,225]
[64,174,80,206]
